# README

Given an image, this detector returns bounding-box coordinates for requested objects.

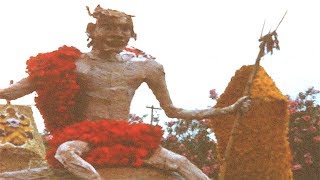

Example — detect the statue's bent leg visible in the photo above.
[55,140,100,180]
[144,147,210,180]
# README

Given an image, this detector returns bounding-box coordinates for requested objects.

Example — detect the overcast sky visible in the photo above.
[0,0,319,131]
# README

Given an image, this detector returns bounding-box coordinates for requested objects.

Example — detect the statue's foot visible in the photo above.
[144,147,210,180]
[55,140,101,180]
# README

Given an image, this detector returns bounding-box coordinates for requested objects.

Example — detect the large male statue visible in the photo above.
[0,5,249,180]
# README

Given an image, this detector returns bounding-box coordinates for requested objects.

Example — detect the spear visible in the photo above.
[220,11,287,180]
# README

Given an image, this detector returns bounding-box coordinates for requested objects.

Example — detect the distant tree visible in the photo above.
[288,87,320,179]
[161,118,219,178]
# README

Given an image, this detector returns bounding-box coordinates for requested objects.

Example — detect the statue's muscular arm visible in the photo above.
[0,78,35,100]
[144,60,248,120]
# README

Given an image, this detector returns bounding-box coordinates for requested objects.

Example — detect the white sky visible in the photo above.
[0,0,319,132]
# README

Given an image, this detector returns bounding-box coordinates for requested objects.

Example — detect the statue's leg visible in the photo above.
[144,146,210,180]
[54,140,101,180]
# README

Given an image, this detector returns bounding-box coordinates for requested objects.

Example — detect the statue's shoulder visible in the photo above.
[121,47,164,71]
[120,47,155,62]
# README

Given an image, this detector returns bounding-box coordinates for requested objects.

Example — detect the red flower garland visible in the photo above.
[46,120,163,167]
[26,46,81,133]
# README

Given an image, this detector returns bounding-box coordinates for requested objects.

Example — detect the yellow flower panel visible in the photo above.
[209,65,292,179]
[0,105,46,172]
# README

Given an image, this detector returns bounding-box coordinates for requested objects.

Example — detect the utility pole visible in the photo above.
[146,105,161,125]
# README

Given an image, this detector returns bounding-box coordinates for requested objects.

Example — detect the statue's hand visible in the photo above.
[233,96,251,113]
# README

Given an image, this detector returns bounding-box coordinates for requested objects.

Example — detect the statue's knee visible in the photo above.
[55,140,89,161]
[166,153,189,170]
[54,141,73,161]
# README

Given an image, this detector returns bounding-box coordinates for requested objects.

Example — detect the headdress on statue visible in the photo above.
[86,5,137,48]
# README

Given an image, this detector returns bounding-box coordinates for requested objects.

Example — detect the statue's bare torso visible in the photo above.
[75,54,157,120]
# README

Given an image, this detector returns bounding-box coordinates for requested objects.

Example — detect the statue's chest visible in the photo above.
[75,60,143,88]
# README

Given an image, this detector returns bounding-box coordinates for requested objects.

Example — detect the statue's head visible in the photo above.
[86,5,136,55]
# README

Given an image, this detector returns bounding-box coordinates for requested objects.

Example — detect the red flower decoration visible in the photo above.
[26,45,81,133]
[47,120,163,167]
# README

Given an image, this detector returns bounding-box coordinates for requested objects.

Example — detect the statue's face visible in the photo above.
[86,6,136,56]
[92,20,132,54]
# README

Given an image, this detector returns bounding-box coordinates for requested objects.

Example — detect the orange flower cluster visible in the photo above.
[26,46,82,133]
[209,65,293,179]
[46,120,163,167]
